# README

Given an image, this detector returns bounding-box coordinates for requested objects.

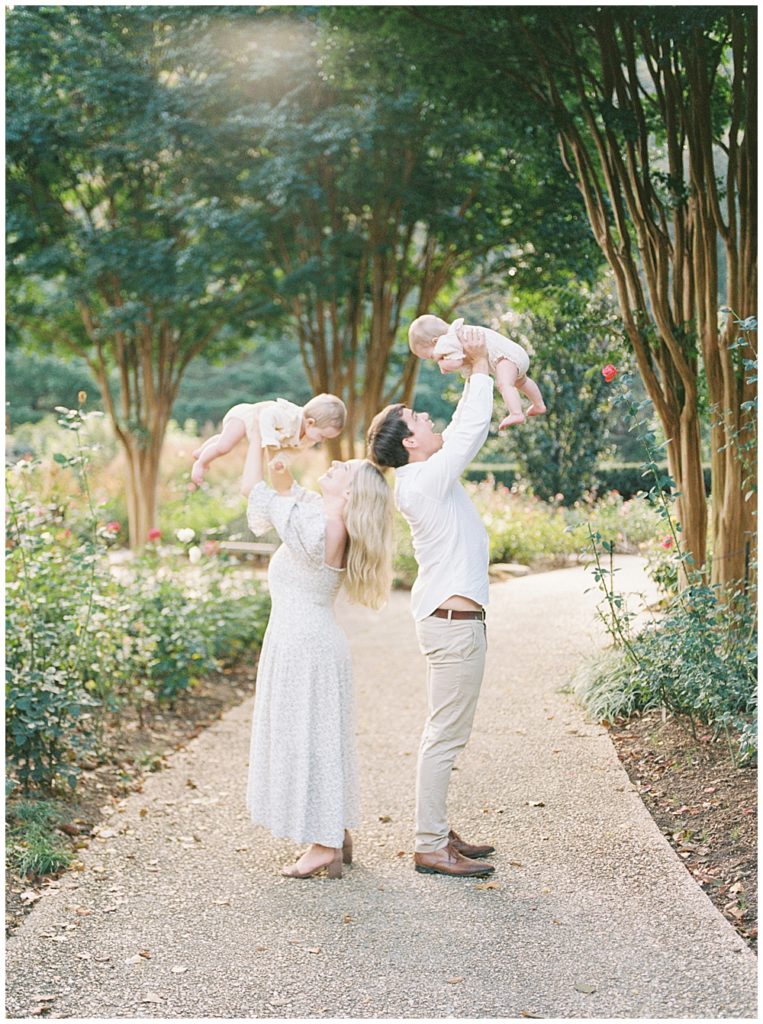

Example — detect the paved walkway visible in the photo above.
[5,558,757,1019]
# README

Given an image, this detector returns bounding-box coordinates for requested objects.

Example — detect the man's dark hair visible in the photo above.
[367,404,413,469]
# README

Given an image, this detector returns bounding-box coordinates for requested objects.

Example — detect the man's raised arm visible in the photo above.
[419,328,493,496]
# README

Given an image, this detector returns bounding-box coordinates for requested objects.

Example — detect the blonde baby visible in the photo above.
[191,393,346,486]
[409,315,546,429]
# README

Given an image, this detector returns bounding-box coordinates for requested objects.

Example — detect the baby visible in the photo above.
[191,393,346,486]
[408,315,546,429]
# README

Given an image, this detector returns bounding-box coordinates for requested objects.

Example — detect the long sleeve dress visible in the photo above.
[245,481,359,847]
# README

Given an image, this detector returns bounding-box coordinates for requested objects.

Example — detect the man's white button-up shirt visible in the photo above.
[395,374,494,621]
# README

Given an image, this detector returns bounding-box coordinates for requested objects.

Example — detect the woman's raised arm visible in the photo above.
[240,426,264,497]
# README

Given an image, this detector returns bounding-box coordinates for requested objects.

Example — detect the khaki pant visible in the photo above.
[414,616,487,852]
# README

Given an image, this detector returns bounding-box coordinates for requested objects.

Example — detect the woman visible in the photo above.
[240,431,393,878]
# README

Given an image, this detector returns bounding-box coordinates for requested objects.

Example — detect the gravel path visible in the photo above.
[5,557,757,1019]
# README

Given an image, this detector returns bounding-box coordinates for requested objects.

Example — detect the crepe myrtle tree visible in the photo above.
[337,5,757,586]
[6,6,280,548]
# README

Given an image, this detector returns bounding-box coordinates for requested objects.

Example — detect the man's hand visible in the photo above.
[461,326,490,376]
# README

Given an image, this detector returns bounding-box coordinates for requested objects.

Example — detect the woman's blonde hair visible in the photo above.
[343,461,394,610]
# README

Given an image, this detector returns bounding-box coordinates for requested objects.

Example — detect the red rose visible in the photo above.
[602,364,618,382]
[661,536,674,550]
[147,528,161,542]
[203,540,220,556]
[106,521,121,533]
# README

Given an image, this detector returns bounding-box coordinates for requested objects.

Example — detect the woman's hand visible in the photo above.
[268,450,294,494]
[240,426,264,497]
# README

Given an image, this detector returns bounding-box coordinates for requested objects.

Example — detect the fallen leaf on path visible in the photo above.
[21,890,42,904]
[307,947,321,954]
[171,966,189,974]
[75,952,92,960]
[138,949,152,959]
[519,1013,543,1019]
[269,998,290,1007]
[139,808,148,818]
[214,898,231,906]
[141,993,163,1004]
[93,954,111,963]
[125,955,144,965]
[446,976,464,985]
[255,946,268,952]
[378,815,391,823]
[509,860,524,868]
[342,915,353,924]
[474,881,501,891]
[526,800,545,807]
[575,982,597,994]
[32,995,56,1002]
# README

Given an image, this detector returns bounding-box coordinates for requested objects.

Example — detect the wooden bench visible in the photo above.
[218,540,277,565]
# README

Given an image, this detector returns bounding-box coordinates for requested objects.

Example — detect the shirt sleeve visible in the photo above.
[246,481,324,566]
[433,334,464,361]
[416,374,493,498]
[413,378,491,501]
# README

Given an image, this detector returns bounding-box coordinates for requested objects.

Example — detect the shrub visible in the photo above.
[6,666,99,790]
[5,411,271,792]
[470,479,578,566]
[577,361,757,764]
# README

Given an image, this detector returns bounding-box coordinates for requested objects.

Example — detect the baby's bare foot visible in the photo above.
[499,412,526,429]
[527,404,547,417]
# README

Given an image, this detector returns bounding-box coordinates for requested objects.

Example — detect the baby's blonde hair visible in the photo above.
[408,314,450,357]
[303,393,347,432]
[344,461,394,610]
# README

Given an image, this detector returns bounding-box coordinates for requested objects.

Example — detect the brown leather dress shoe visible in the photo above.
[448,828,496,859]
[414,841,495,878]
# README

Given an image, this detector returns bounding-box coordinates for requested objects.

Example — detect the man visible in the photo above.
[367,327,496,878]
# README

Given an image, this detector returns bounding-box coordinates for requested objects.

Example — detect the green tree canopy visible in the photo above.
[7,6,278,545]
[330,6,757,586]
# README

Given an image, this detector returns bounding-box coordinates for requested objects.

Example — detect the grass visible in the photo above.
[573,648,658,723]
[7,798,73,878]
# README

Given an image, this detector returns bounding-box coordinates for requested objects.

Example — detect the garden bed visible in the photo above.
[5,661,258,938]
[609,710,757,951]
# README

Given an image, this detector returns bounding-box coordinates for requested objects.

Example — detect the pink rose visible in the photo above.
[602,364,618,382]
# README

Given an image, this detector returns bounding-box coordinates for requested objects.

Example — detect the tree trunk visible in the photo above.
[120,416,168,550]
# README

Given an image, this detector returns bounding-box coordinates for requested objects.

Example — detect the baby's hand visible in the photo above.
[268,455,290,474]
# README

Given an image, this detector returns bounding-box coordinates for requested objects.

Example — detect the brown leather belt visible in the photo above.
[430,608,486,621]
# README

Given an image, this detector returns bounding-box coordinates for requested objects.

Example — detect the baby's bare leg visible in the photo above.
[191,418,247,485]
[495,359,525,428]
[519,376,547,416]
[191,433,221,460]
